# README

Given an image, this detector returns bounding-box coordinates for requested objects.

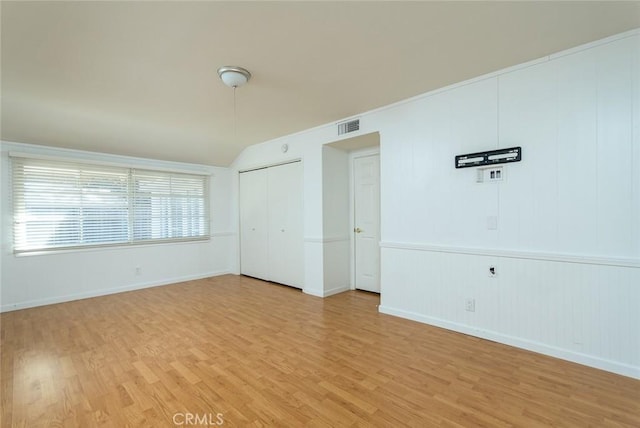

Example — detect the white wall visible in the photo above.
[0,142,234,312]
[231,30,640,378]
[322,146,350,296]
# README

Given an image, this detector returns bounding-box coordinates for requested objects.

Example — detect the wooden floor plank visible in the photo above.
[1,274,639,426]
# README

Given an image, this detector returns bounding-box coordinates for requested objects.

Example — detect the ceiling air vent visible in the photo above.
[338,119,360,135]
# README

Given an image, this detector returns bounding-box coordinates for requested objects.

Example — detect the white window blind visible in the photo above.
[132,170,209,242]
[11,156,210,254]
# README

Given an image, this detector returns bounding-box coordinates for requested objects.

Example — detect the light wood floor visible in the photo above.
[2,275,639,427]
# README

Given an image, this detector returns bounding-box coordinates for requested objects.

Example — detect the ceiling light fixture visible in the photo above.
[217,66,251,143]
[217,66,251,88]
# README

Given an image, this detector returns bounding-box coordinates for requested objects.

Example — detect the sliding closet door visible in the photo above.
[268,162,304,288]
[239,168,269,279]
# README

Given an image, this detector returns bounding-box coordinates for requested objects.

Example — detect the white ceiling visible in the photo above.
[2,1,639,166]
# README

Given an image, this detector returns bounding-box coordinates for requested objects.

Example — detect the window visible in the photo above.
[11,156,210,254]
[132,170,209,242]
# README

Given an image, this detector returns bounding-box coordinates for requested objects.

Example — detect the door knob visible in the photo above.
[354,227,362,233]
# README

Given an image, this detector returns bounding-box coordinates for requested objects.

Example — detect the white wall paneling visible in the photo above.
[239,161,304,288]
[379,77,500,248]
[231,31,640,378]
[380,246,640,378]
[498,37,638,257]
[378,34,639,378]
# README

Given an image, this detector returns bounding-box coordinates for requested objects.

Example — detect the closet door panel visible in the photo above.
[239,169,269,280]
[267,162,304,288]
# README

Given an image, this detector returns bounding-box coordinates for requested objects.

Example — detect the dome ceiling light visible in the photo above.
[217,66,251,143]
[217,66,251,88]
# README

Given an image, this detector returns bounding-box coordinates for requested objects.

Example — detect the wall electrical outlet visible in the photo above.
[465,298,476,312]
[487,216,498,230]
[135,266,141,275]
[476,166,505,183]
[487,167,504,181]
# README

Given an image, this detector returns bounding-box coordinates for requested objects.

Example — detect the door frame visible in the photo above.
[349,148,380,291]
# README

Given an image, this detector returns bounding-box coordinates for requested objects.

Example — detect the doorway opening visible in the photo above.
[324,132,380,295]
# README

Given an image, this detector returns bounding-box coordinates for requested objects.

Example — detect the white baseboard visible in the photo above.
[303,285,349,298]
[0,270,230,313]
[323,286,350,297]
[378,305,640,380]
[303,288,324,297]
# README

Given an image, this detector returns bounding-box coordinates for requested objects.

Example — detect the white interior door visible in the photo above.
[354,154,380,292]
[239,168,269,280]
[267,162,304,288]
